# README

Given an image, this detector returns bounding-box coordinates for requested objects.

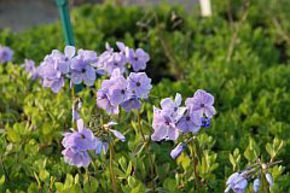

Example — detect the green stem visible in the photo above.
[0,158,9,182]
[85,168,92,193]
[109,141,118,193]
[137,111,155,191]
[260,171,270,193]
[190,138,201,192]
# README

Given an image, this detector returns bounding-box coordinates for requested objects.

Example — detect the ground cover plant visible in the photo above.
[0,0,290,192]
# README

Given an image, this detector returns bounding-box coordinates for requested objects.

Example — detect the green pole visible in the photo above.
[55,0,75,46]
[55,0,83,92]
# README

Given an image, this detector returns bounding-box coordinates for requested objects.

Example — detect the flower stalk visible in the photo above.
[190,138,202,192]
[109,140,118,193]
[138,111,155,191]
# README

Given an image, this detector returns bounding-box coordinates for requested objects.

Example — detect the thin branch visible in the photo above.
[226,0,250,62]
[272,18,290,45]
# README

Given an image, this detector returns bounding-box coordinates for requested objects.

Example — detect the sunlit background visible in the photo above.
[0,0,198,31]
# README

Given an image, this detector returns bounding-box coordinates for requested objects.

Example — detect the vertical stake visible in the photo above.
[55,0,82,92]
[55,0,75,46]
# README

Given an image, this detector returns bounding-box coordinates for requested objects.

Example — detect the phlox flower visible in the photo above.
[253,178,260,193]
[170,143,185,159]
[51,45,75,74]
[252,173,274,192]
[160,93,186,123]
[120,96,141,112]
[70,49,97,86]
[151,107,179,141]
[151,90,216,159]
[127,72,152,99]
[185,89,216,118]
[24,59,39,80]
[62,119,100,168]
[37,46,77,93]
[62,147,91,168]
[0,45,13,64]
[103,121,126,142]
[127,48,150,72]
[96,89,119,115]
[38,56,65,93]
[96,43,126,75]
[225,172,248,193]
[97,69,152,114]
[176,111,201,133]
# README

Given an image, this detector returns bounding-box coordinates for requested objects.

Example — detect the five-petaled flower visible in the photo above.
[0,45,13,64]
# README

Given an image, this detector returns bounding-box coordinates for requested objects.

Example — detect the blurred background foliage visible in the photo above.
[0,0,290,192]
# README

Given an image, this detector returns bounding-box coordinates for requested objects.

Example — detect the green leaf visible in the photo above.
[0,175,5,185]
[163,178,177,192]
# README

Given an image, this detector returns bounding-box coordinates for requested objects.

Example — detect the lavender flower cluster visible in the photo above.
[151,89,216,159]
[25,46,100,93]
[24,42,151,94]
[96,42,149,74]
[62,117,126,167]
[97,69,152,114]
[225,171,274,193]
[62,119,101,167]
[96,43,152,114]
[0,45,13,64]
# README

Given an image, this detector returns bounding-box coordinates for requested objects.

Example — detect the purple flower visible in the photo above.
[116,41,129,59]
[128,72,152,99]
[70,50,96,86]
[127,48,149,72]
[121,97,141,112]
[103,121,126,142]
[109,129,126,142]
[176,111,201,134]
[106,52,126,74]
[61,119,99,168]
[62,119,98,151]
[24,59,39,80]
[253,178,260,193]
[201,117,211,128]
[170,143,185,159]
[225,172,248,193]
[95,45,113,70]
[72,100,82,121]
[106,74,129,106]
[72,108,80,122]
[96,43,126,75]
[160,93,185,122]
[0,45,13,64]
[95,141,109,155]
[151,107,179,141]
[96,70,128,112]
[62,147,91,168]
[185,89,216,118]
[265,173,274,187]
[51,46,75,74]
[96,89,119,115]
[37,47,76,93]
[78,49,98,64]
[38,57,65,93]
[252,173,273,193]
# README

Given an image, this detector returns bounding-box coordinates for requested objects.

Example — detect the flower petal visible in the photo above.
[110,129,126,142]
[77,119,84,131]
[65,46,76,59]
[170,143,185,159]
